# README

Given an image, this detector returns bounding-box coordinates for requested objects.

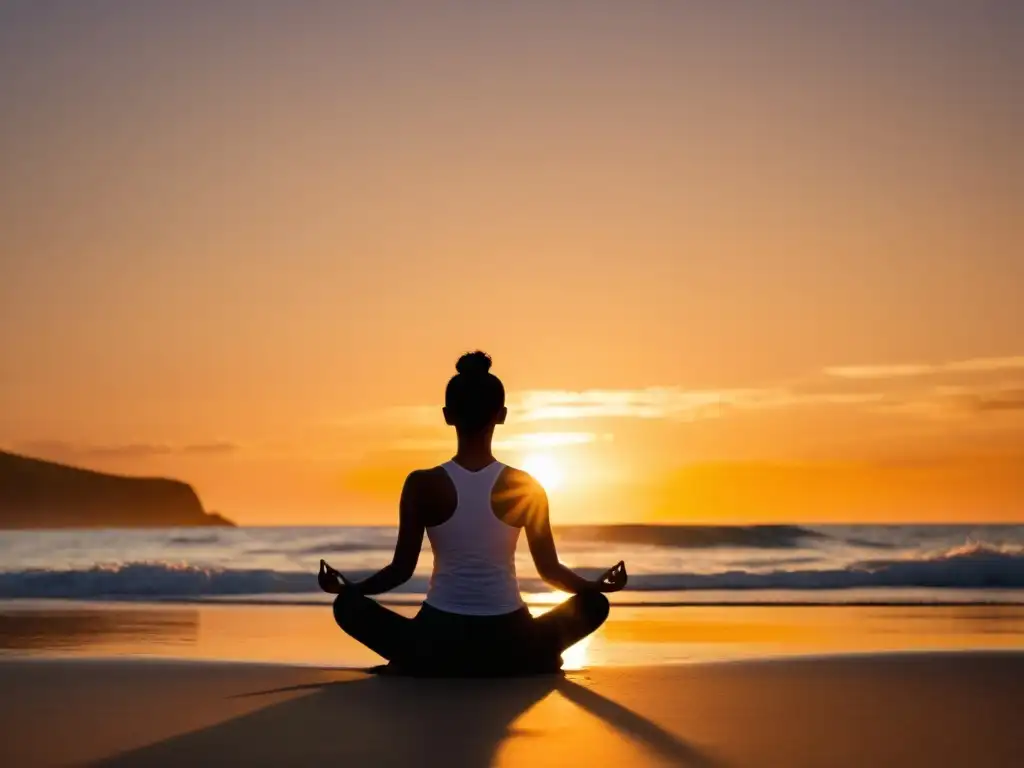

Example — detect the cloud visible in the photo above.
[389,431,605,453]
[871,383,1024,420]
[952,387,1024,414]
[824,364,935,379]
[349,357,1023,430]
[86,443,175,458]
[825,355,1024,380]
[513,387,770,421]
[13,440,240,461]
[178,441,240,455]
[511,387,883,422]
[338,384,888,435]
[495,431,607,450]
[947,357,1024,374]
[9,441,82,460]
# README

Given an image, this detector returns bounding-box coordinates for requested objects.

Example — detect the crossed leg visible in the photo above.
[530,591,610,658]
[333,589,414,663]
[333,589,611,671]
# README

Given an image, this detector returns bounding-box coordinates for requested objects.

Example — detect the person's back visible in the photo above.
[319,350,627,676]
[425,460,524,615]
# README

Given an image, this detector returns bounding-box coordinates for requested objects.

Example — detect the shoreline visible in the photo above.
[5,644,1023,668]
[5,587,1024,609]
[2,600,1022,670]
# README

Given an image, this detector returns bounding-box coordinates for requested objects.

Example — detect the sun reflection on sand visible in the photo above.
[5,602,1024,671]
[524,590,570,606]
[561,634,592,671]
[528,590,594,670]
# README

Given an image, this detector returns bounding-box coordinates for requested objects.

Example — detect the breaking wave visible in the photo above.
[1,544,1022,601]
[297,541,393,555]
[554,524,825,549]
[167,534,221,546]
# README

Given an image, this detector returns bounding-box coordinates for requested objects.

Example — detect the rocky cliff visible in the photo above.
[0,450,233,528]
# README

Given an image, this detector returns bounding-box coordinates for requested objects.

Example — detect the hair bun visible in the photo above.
[456,350,492,375]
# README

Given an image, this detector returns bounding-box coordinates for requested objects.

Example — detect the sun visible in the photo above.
[520,452,564,491]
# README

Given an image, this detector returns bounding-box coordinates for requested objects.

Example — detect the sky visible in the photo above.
[1,1,1022,524]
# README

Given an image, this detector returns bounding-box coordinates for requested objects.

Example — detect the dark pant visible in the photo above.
[333,591,610,676]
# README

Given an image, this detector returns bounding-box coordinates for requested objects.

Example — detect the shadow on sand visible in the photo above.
[94,671,719,767]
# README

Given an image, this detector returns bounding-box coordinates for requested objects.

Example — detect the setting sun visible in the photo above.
[520,453,565,492]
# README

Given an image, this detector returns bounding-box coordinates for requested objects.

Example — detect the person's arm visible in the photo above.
[524,481,626,594]
[349,471,426,596]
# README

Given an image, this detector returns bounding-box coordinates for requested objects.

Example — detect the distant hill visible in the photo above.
[0,450,234,528]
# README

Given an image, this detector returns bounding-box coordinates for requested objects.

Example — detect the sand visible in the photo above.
[5,601,1024,668]
[0,653,1021,767]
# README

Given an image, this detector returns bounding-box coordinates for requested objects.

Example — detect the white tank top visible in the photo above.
[424,460,525,616]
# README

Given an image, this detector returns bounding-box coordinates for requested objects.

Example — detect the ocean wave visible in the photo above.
[554,524,824,549]
[622,543,1024,591]
[0,563,327,599]
[1,544,1022,600]
[297,541,394,555]
[839,536,897,550]
[167,534,221,546]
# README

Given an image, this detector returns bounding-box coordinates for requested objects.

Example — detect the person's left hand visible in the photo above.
[595,561,628,593]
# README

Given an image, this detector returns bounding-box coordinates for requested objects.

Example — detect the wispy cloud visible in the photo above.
[941,385,1024,414]
[970,389,1024,412]
[390,431,605,453]
[824,364,935,379]
[825,355,1024,380]
[332,356,1024,436]
[871,383,1024,420]
[338,384,887,433]
[176,441,239,455]
[495,431,606,450]
[512,387,883,422]
[514,387,766,421]
[13,440,240,461]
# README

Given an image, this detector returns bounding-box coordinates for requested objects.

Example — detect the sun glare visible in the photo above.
[530,595,592,670]
[520,452,564,491]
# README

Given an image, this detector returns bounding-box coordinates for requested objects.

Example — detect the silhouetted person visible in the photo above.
[319,350,626,676]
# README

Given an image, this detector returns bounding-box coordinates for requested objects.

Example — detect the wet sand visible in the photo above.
[3,600,1023,667]
[1,653,1021,767]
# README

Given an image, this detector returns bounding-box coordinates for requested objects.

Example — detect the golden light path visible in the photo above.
[528,590,592,671]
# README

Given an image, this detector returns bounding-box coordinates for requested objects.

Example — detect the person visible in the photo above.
[318,350,627,676]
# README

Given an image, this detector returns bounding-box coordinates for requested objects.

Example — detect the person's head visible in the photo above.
[443,350,507,435]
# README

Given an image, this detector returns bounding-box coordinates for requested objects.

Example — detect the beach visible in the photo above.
[1,600,1023,766]
[1,653,1021,767]
[2,525,1023,765]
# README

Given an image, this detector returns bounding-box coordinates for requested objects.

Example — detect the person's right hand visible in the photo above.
[595,561,628,593]
[318,559,343,594]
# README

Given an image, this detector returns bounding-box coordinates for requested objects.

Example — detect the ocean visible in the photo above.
[2,524,1023,606]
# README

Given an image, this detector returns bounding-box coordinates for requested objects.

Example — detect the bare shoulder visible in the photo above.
[492,465,548,527]
[496,465,545,494]
[403,466,440,487]
[405,466,457,527]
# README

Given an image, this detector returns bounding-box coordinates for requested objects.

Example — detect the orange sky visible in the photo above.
[1,2,1022,524]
